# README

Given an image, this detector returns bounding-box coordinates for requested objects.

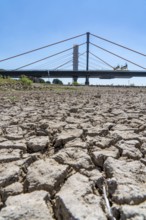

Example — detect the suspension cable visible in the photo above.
[54,59,73,70]
[15,48,73,70]
[77,51,87,69]
[79,63,85,67]
[90,42,146,70]
[34,52,73,69]
[90,52,114,69]
[89,59,103,69]
[89,64,98,69]
[89,59,107,69]
[89,57,108,69]
[78,52,87,70]
[79,51,110,69]
[15,43,86,70]
[89,54,107,66]
[78,51,87,59]
[79,64,86,70]
[79,61,86,66]
[91,33,146,57]
[55,51,86,70]
[60,63,73,70]
[0,33,85,63]
[79,51,86,56]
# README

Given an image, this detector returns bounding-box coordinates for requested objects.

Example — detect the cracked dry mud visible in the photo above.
[0,86,146,220]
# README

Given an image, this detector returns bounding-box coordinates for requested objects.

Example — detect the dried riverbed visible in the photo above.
[0,85,146,220]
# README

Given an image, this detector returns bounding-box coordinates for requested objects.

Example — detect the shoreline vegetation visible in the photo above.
[0,75,145,90]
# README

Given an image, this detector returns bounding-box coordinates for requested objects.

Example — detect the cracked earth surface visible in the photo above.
[0,86,146,220]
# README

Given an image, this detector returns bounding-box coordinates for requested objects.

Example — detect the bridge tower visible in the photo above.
[73,45,79,83]
[73,45,79,71]
[85,32,90,85]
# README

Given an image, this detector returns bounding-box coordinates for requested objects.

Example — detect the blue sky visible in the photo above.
[0,0,146,85]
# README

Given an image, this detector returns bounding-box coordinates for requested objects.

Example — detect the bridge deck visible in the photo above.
[1,70,146,79]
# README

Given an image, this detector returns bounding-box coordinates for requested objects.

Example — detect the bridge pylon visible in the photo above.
[86,32,90,71]
[73,45,79,84]
[73,45,79,71]
[86,32,90,85]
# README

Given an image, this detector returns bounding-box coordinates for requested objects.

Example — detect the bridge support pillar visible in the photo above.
[85,76,89,85]
[73,76,78,84]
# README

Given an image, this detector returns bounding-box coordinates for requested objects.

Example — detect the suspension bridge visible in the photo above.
[0,32,146,85]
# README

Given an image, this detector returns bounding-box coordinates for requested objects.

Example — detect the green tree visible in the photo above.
[52,79,63,85]
[20,75,32,86]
